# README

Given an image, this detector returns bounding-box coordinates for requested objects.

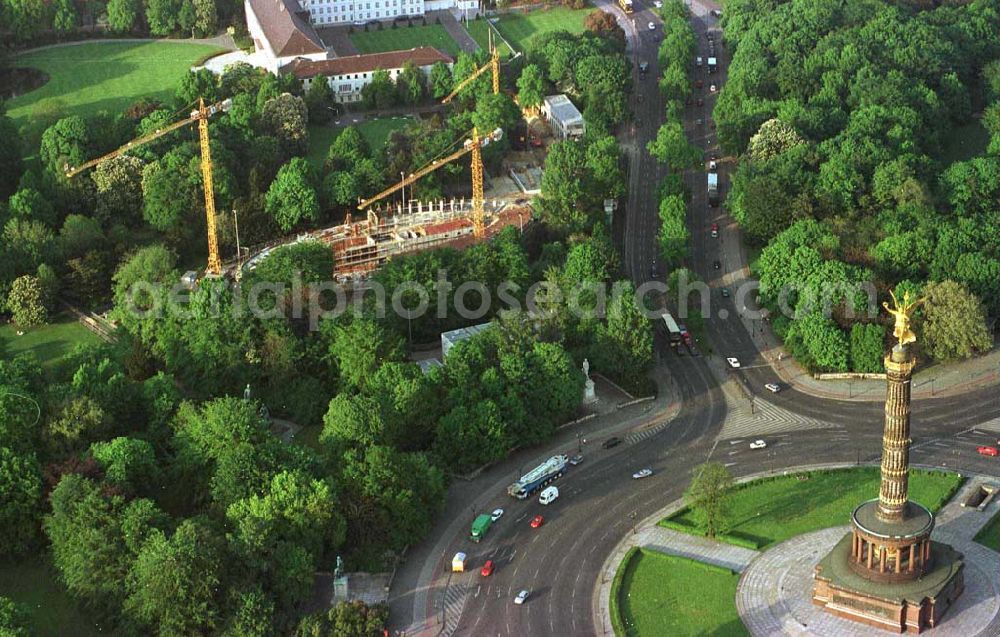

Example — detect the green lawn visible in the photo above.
[616,550,747,637]
[466,19,517,59]
[661,468,962,550]
[492,7,591,53]
[350,24,461,57]
[974,507,1000,552]
[0,557,111,637]
[8,41,225,153]
[0,314,101,371]
[307,117,413,169]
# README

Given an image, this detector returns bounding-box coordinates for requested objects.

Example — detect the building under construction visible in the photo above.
[237,199,532,281]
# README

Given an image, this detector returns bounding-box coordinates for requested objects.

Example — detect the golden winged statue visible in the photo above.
[882,289,924,347]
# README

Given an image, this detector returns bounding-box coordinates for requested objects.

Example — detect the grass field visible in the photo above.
[661,468,962,550]
[974,507,1000,552]
[307,117,413,168]
[492,7,590,53]
[0,315,101,371]
[8,41,224,154]
[350,24,461,57]
[466,19,517,59]
[616,550,747,637]
[0,557,111,637]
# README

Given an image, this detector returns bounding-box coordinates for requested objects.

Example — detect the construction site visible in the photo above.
[66,37,556,285]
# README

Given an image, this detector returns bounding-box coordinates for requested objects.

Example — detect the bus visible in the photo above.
[619,0,633,13]
[661,311,682,345]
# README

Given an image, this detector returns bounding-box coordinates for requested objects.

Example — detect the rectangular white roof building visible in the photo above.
[541,94,585,139]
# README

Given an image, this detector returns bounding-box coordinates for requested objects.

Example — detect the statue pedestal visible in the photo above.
[583,378,597,404]
[333,575,349,602]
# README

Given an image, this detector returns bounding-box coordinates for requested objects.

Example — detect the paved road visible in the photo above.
[388,1,1000,634]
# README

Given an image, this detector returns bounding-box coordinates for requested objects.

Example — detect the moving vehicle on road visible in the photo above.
[710,83,717,92]
[750,440,767,450]
[765,383,781,393]
[603,436,623,449]
[514,590,530,604]
[490,508,504,522]
[713,260,721,269]
[710,9,722,17]
[470,513,492,542]
[569,454,584,466]
[721,287,730,298]
[481,560,495,577]
[618,0,633,12]
[539,486,559,505]
[696,56,702,66]
[507,455,568,499]
[707,57,717,73]
[648,21,656,30]
[530,515,545,528]
[727,357,741,368]
[661,311,682,346]
[639,61,649,74]
[978,446,998,457]
[632,469,653,479]
[708,172,719,206]
[452,552,468,572]
[653,0,662,6]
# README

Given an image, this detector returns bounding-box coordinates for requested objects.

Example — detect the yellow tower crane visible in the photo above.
[441,33,503,104]
[66,98,233,276]
[357,127,503,239]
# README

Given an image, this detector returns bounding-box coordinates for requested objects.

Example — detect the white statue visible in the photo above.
[582,358,590,379]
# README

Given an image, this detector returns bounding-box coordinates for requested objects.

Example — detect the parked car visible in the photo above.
[711,9,722,17]
[713,260,721,269]
[490,508,504,522]
[765,383,781,393]
[514,590,530,605]
[750,440,767,450]
[639,61,649,74]
[696,56,703,66]
[530,515,545,528]
[978,446,998,457]
[481,560,495,577]
[721,287,730,298]
[569,454,584,466]
[632,469,653,479]
[653,0,663,6]
[726,357,740,368]
[695,79,704,89]
[602,436,623,449]
[648,21,656,30]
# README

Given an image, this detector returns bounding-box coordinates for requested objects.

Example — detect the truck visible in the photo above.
[470,514,492,542]
[707,57,717,74]
[661,311,682,346]
[507,455,568,499]
[618,0,633,12]
[708,173,719,207]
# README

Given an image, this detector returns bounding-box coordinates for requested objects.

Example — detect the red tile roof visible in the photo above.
[283,47,453,79]
[248,0,325,57]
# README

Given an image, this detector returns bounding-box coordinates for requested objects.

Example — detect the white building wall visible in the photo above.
[301,62,443,103]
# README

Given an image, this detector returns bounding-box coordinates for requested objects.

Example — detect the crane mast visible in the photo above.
[66,97,232,276]
[441,32,503,104]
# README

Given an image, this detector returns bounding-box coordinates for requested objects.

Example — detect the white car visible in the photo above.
[750,440,767,450]
[648,21,656,30]
[696,56,703,66]
[708,160,718,171]
[632,469,653,479]
[653,0,663,6]
[514,590,529,605]
[727,357,741,368]
[710,83,718,92]
[490,508,504,522]
[765,383,781,393]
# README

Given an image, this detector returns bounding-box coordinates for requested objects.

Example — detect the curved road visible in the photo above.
[389,2,1000,635]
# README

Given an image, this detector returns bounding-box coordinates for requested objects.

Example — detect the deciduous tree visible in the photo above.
[516,64,544,110]
[685,462,733,538]
[0,447,43,558]
[265,158,319,232]
[920,280,992,362]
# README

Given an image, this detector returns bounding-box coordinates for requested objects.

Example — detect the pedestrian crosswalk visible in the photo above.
[973,416,1000,433]
[440,575,470,636]
[719,396,839,439]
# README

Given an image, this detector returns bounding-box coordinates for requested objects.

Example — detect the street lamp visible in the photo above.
[400,171,406,212]
[577,432,582,453]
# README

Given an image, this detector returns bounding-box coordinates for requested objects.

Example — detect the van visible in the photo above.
[696,56,703,66]
[539,486,559,505]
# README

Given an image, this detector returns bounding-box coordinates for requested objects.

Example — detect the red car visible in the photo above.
[530,515,544,529]
[480,560,495,577]
[710,222,719,232]
[978,446,998,457]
